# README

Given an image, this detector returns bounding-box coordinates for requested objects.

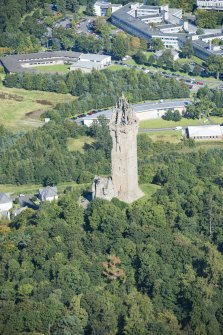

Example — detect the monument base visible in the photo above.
[92,176,144,203]
[117,188,144,204]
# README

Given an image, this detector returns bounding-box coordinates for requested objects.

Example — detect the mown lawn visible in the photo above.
[139,117,205,129]
[0,76,75,131]
[31,64,70,73]
[67,136,94,153]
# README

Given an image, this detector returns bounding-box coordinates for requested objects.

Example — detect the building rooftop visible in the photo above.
[0,51,81,73]
[39,186,58,198]
[79,53,110,61]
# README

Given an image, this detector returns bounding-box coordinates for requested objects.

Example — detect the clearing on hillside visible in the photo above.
[0,76,75,131]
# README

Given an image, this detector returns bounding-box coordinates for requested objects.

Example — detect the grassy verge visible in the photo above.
[139,117,205,129]
[67,136,94,153]
[124,56,218,83]
[107,65,124,71]
[209,116,223,125]
[0,76,75,131]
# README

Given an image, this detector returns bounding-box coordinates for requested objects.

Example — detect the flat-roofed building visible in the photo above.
[188,125,223,140]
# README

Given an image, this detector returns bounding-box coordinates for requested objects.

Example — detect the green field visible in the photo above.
[139,117,205,129]
[0,181,88,195]
[67,136,94,153]
[31,64,70,73]
[0,76,75,131]
[143,130,182,143]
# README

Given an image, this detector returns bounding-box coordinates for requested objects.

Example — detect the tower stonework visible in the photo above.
[91,95,144,204]
[109,95,144,203]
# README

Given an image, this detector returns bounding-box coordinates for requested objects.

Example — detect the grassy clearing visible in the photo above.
[140,183,161,198]
[67,136,94,153]
[143,130,182,143]
[139,117,204,129]
[107,65,124,71]
[0,77,75,131]
[0,181,88,195]
[31,64,70,73]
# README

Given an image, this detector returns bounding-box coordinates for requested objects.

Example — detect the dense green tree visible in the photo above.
[207,55,223,80]
[111,34,129,60]
[134,50,147,64]
[180,40,193,58]
[150,38,164,51]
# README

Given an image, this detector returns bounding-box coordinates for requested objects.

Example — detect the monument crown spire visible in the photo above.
[111,94,137,127]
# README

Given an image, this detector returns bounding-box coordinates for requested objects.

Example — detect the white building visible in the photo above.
[70,54,111,72]
[79,53,111,66]
[188,125,223,140]
[38,186,58,202]
[197,0,223,10]
[0,193,13,213]
[94,1,122,16]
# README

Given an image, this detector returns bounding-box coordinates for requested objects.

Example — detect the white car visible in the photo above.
[175,126,182,130]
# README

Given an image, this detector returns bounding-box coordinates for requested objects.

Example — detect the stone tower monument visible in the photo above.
[92,95,144,203]
[109,95,144,203]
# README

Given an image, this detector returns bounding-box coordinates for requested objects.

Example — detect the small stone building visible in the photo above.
[38,186,58,202]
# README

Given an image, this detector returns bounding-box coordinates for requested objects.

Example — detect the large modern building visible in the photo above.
[77,99,191,126]
[197,0,223,10]
[111,3,187,50]
[0,51,111,73]
[111,2,223,59]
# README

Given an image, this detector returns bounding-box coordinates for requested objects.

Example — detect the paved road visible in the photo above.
[114,61,222,90]
[139,127,181,132]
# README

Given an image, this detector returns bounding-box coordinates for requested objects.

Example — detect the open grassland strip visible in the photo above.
[0,181,89,195]
[143,130,182,143]
[139,118,203,129]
